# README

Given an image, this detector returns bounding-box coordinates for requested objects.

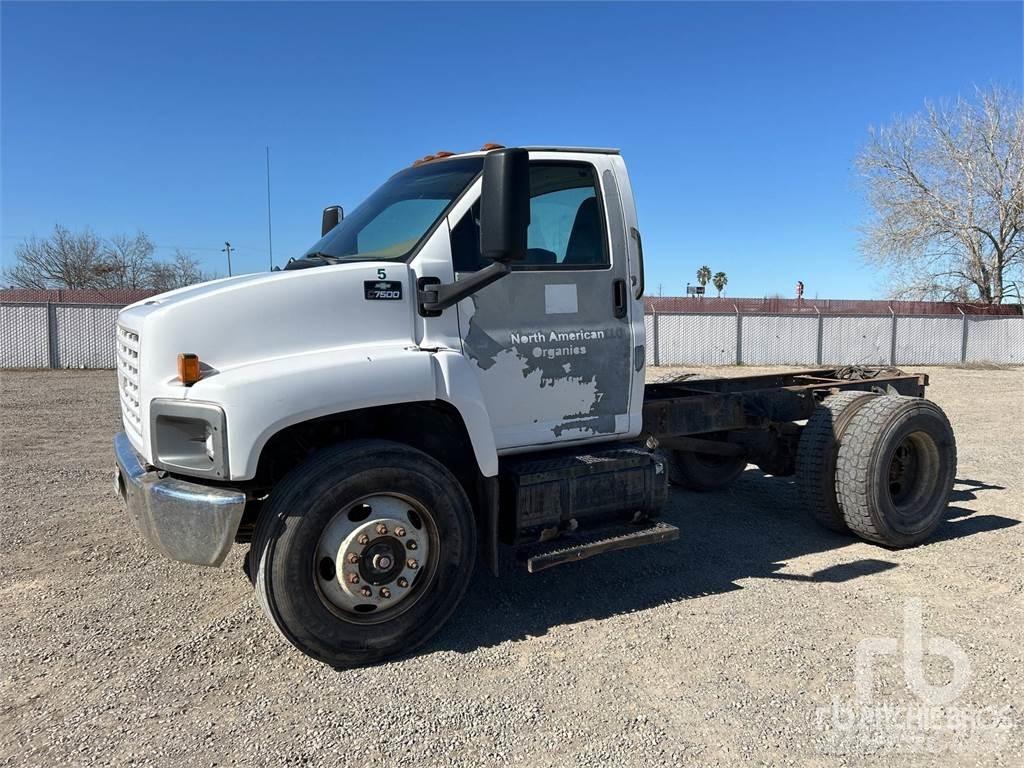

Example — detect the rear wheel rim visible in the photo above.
[314,493,438,624]
[886,430,941,531]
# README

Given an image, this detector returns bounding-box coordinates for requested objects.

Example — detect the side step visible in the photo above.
[524,521,679,573]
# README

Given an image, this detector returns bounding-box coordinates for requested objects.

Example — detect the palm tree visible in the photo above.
[712,271,728,297]
[696,266,711,298]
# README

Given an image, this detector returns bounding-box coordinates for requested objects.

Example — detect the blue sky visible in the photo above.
[2,1,1021,298]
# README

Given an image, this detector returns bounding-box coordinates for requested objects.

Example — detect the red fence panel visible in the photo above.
[0,288,159,305]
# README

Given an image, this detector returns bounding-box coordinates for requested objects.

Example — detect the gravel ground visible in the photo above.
[1,366,1021,767]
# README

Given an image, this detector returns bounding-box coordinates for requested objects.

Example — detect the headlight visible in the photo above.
[150,400,229,479]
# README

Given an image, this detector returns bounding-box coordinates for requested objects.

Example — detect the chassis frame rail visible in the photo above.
[642,367,928,440]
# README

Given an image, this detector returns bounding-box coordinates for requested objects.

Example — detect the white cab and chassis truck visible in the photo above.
[113,146,957,666]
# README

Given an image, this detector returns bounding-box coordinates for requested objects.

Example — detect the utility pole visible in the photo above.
[222,241,234,277]
[265,146,274,271]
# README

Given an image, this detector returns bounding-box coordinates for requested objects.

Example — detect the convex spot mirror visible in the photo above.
[322,205,343,237]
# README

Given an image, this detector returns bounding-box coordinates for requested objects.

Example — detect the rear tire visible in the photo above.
[668,449,746,491]
[835,396,956,547]
[251,439,476,667]
[795,391,878,532]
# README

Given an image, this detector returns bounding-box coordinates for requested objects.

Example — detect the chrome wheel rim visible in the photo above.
[314,493,436,623]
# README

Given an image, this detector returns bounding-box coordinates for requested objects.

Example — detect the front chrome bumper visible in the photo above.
[113,432,246,567]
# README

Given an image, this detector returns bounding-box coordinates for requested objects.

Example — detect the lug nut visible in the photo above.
[379,588,391,599]
[407,540,417,550]
[397,577,409,588]
[346,553,360,564]
[407,559,418,570]
[394,526,406,537]
[347,572,360,584]
[357,534,370,545]
[376,523,388,535]
[359,586,372,598]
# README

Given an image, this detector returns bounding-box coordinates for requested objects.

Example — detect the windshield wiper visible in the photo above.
[304,252,342,263]
[283,252,344,271]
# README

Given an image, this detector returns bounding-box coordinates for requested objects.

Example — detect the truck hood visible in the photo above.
[124,271,275,309]
[119,261,417,390]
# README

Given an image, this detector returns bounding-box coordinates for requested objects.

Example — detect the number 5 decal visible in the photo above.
[377,268,387,280]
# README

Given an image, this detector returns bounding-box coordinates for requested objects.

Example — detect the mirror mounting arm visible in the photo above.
[418,262,511,316]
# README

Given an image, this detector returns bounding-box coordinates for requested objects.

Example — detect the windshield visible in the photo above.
[304,157,483,262]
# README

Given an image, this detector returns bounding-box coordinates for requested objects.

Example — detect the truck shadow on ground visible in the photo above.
[428,472,1017,657]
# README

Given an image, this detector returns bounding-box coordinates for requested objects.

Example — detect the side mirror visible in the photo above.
[480,148,530,262]
[321,205,343,237]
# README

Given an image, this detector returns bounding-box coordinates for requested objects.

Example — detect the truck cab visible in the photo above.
[114,145,957,668]
[116,147,646,481]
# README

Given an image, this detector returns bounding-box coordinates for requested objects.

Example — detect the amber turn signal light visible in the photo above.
[177,353,201,385]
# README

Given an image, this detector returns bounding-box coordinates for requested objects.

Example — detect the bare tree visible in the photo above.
[4,225,105,289]
[97,232,156,289]
[5,228,213,292]
[858,86,1024,303]
[148,249,212,293]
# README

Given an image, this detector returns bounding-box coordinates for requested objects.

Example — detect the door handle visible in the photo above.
[613,278,628,319]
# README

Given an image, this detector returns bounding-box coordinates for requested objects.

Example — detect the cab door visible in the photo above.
[451,154,637,451]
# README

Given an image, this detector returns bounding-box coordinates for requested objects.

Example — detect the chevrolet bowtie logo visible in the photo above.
[363,279,402,300]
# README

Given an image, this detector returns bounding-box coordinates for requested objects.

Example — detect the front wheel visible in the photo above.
[251,440,476,667]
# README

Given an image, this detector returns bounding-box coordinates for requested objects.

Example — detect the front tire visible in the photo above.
[251,440,476,667]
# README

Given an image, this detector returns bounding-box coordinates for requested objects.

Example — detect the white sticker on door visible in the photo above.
[544,283,578,314]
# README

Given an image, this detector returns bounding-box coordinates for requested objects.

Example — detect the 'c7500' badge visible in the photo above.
[364,280,403,300]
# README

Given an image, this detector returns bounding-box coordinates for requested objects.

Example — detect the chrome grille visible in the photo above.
[116,325,142,437]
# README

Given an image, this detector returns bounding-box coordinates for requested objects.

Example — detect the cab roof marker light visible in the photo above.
[412,146,500,167]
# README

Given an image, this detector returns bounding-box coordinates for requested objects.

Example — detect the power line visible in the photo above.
[0,233,269,254]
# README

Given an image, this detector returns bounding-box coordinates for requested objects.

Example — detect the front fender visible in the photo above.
[430,350,499,477]
[187,345,436,480]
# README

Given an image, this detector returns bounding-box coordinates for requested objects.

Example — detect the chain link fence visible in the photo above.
[645,310,1024,366]
[2,300,1023,369]
[2,303,121,369]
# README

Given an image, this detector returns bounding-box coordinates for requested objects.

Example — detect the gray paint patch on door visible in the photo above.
[545,283,578,314]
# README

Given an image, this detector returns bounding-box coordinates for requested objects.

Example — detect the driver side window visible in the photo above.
[451,161,608,272]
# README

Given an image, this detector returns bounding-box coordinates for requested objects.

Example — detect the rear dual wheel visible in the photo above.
[835,396,956,547]
[797,394,956,547]
[251,440,476,667]
[795,391,878,531]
